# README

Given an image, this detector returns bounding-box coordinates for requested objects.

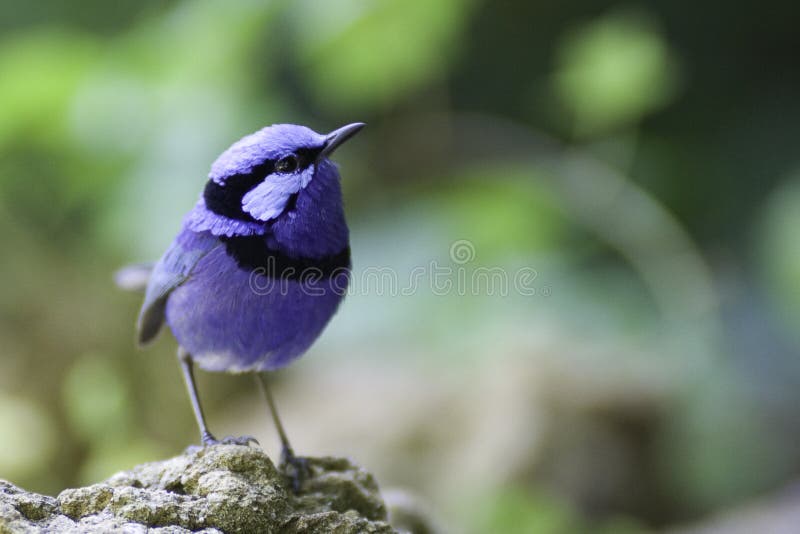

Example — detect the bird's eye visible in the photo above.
[275,155,299,173]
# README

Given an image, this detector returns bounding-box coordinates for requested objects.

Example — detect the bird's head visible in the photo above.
[202,123,364,224]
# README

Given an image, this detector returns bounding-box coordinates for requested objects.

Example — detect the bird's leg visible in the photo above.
[255,372,309,492]
[178,347,257,447]
[255,372,293,453]
[178,347,217,445]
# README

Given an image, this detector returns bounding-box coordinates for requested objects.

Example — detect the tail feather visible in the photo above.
[114,262,155,292]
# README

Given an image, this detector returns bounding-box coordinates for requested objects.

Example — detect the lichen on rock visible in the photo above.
[0,444,396,533]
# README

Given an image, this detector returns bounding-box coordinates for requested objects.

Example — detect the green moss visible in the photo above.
[59,485,113,519]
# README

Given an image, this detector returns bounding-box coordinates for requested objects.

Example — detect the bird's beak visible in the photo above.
[319,122,365,160]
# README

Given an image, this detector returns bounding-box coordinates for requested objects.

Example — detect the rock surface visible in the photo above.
[0,444,396,533]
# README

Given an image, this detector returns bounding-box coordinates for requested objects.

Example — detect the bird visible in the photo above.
[117,122,363,486]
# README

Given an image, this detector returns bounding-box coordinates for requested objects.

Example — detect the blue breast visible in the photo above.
[165,235,350,372]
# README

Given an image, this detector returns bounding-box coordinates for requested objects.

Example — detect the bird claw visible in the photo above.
[221,434,259,446]
[280,447,311,493]
[201,431,259,447]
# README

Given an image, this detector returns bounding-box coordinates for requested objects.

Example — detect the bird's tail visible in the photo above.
[113,262,154,292]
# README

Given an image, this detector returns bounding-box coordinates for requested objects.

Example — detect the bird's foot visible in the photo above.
[280,447,311,493]
[220,435,259,446]
[201,431,259,447]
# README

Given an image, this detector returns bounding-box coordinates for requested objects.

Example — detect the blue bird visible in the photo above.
[120,123,363,483]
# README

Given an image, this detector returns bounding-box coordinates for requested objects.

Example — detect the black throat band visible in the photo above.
[221,234,350,281]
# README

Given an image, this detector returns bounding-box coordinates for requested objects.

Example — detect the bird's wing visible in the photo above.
[137,232,221,345]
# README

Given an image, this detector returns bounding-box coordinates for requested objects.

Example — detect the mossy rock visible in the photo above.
[0,445,395,533]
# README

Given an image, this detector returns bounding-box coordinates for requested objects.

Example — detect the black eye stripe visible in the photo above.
[204,160,274,221]
[203,146,324,221]
[295,147,322,169]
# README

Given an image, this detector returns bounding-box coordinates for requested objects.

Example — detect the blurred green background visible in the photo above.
[2,1,800,532]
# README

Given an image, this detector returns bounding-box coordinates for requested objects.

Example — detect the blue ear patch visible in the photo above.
[241,174,302,221]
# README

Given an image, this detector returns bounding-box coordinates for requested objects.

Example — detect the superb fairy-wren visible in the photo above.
[119,123,363,486]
